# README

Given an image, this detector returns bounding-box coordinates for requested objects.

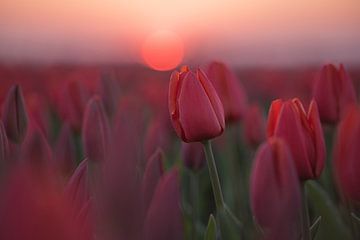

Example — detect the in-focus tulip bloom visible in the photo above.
[313,64,357,124]
[181,142,205,171]
[2,84,28,143]
[144,168,183,240]
[243,104,266,147]
[169,66,225,142]
[333,106,360,204]
[267,98,325,180]
[207,61,248,122]
[82,96,110,163]
[250,138,301,240]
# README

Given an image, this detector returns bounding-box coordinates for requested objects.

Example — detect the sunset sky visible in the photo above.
[1,0,360,67]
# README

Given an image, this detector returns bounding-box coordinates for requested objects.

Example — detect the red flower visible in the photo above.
[243,103,266,147]
[334,106,360,204]
[267,98,325,180]
[250,138,301,240]
[207,61,248,122]
[169,66,225,142]
[313,64,357,124]
[2,84,28,143]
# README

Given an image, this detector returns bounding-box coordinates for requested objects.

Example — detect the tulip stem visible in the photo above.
[203,140,225,210]
[301,184,311,240]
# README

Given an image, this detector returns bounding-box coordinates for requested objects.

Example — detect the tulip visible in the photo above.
[82,96,109,163]
[142,148,164,211]
[1,84,28,143]
[144,168,183,240]
[0,165,85,240]
[54,123,77,177]
[0,120,9,165]
[207,61,248,122]
[333,106,360,204]
[243,103,266,147]
[181,142,205,171]
[168,66,225,142]
[267,98,325,180]
[313,64,357,124]
[250,138,301,240]
[144,116,171,159]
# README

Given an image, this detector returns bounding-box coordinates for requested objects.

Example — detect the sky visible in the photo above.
[1,0,360,67]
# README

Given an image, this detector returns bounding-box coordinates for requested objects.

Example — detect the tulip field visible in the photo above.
[0,62,359,240]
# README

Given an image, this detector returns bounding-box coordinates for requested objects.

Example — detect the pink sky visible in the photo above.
[1,0,360,66]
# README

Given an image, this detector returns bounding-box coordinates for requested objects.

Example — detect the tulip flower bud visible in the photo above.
[54,123,77,177]
[243,104,266,147]
[250,138,301,240]
[313,64,357,124]
[0,121,9,165]
[333,106,360,204]
[2,84,28,143]
[82,96,110,163]
[142,148,164,211]
[144,168,183,240]
[168,67,225,142]
[181,142,205,171]
[207,61,248,122]
[267,98,325,180]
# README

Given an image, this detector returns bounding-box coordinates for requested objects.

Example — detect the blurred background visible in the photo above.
[1,0,360,68]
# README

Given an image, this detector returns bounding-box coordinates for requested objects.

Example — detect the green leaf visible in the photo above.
[306,181,352,240]
[205,214,217,240]
[351,212,360,224]
[310,216,322,240]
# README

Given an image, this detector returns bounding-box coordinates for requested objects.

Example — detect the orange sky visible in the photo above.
[1,0,360,66]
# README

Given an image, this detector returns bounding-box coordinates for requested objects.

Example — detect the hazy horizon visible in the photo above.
[1,0,360,67]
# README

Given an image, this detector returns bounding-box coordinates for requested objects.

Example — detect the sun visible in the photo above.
[141,30,184,71]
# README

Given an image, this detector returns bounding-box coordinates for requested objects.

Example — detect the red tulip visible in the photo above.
[207,61,248,122]
[1,84,28,143]
[313,64,357,124]
[142,149,164,211]
[243,103,266,147]
[0,165,85,240]
[250,138,301,240]
[267,98,325,180]
[0,120,9,166]
[169,66,225,142]
[82,96,109,163]
[334,106,360,204]
[181,142,205,171]
[144,168,183,240]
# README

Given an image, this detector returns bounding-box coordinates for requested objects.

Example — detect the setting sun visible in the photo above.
[141,30,184,71]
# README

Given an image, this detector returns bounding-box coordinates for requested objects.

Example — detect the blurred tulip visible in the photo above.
[100,72,121,118]
[54,123,77,177]
[65,159,90,211]
[1,84,28,143]
[250,138,301,240]
[142,149,164,211]
[82,96,109,163]
[144,115,172,159]
[0,165,85,240]
[243,104,266,147]
[207,61,248,122]
[21,126,53,168]
[267,98,325,180]
[181,142,205,171]
[0,120,9,165]
[144,168,183,240]
[313,64,357,124]
[334,106,360,204]
[169,66,225,142]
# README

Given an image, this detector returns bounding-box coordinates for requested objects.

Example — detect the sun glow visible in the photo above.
[141,30,184,71]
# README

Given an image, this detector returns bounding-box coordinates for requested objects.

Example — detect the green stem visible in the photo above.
[346,200,359,239]
[301,184,311,240]
[202,140,225,210]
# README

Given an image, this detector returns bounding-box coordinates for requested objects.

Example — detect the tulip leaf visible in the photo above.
[306,181,352,240]
[310,216,322,240]
[351,212,360,224]
[205,214,216,240]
